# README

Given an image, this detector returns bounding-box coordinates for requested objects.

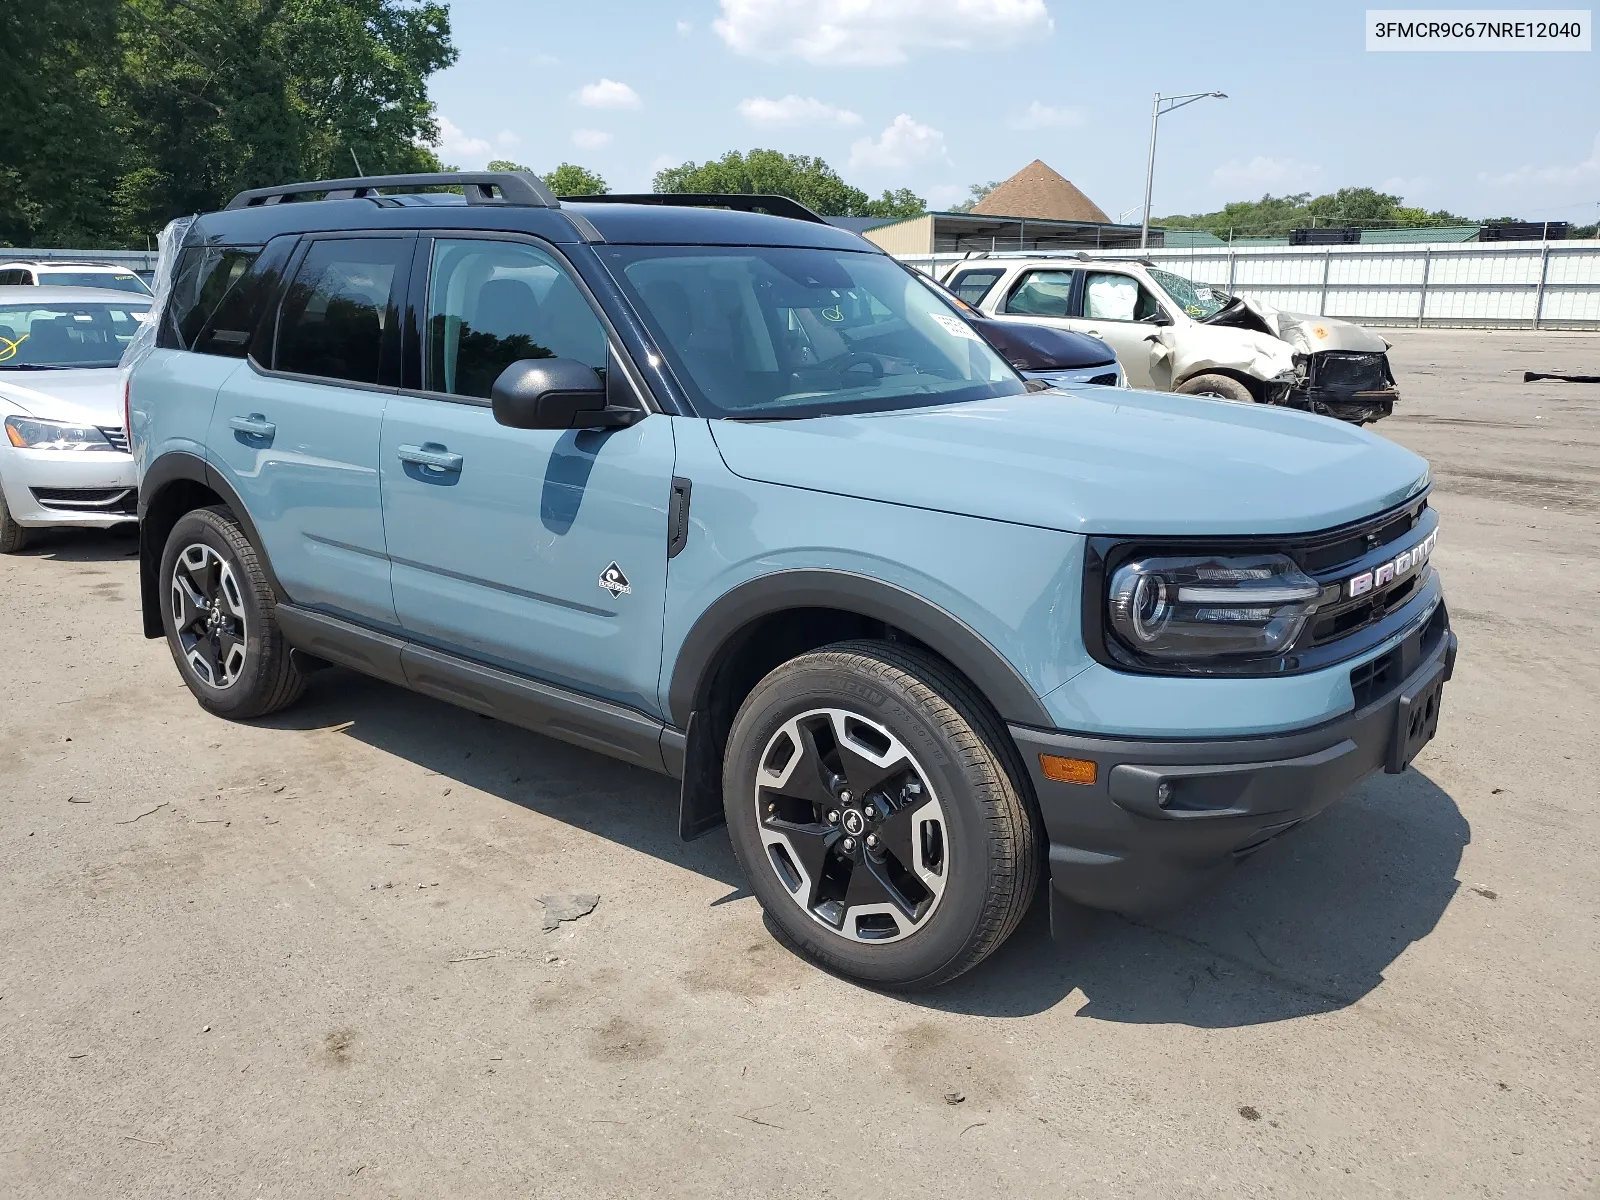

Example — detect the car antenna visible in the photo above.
[350,148,366,177]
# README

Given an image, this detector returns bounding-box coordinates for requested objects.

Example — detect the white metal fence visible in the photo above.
[901,240,1600,330]
[3,247,160,272]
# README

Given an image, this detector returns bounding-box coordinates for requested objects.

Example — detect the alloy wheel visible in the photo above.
[170,543,248,689]
[754,708,949,943]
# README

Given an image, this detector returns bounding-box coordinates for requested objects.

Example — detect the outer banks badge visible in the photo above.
[599,562,632,597]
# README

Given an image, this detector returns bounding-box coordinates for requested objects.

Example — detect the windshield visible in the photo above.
[41,271,153,295]
[599,246,1025,419]
[1147,268,1232,320]
[0,301,150,369]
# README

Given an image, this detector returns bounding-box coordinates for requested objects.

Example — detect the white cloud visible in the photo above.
[738,95,862,127]
[434,115,491,163]
[1210,156,1323,192]
[1007,100,1085,131]
[575,79,642,109]
[1480,132,1600,187]
[849,114,950,171]
[714,0,1051,66]
[571,129,614,149]
[496,130,521,149]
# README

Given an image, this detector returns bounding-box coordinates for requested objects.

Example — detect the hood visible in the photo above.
[0,368,125,425]
[1210,298,1391,354]
[709,389,1428,537]
[972,318,1116,371]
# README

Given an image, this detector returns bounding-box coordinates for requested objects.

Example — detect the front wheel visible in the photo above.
[1176,373,1255,403]
[0,484,28,553]
[722,641,1040,989]
[159,506,305,719]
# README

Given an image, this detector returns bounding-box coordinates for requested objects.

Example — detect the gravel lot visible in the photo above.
[1,330,1596,1197]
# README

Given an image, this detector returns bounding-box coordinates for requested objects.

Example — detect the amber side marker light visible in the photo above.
[1039,755,1097,785]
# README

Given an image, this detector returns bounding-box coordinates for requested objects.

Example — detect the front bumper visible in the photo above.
[1011,607,1455,914]
[0,447,137,527]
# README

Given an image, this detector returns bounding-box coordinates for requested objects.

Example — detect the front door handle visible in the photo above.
[229,414,276,439]
[1085,329,1104,338]
[397,443,464,473]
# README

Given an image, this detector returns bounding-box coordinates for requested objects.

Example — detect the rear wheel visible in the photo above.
[723,641,1040,990]
[160,506,305,719]
[1176,373,1255,403]
[0,485,28,553]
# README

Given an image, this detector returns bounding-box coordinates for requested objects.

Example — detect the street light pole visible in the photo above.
[1140,90,1228,250]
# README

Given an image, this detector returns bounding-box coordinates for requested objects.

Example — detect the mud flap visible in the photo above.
[677,711,726,841]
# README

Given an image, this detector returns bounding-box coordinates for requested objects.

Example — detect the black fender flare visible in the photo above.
[665,568,1054,729]
[138,451,287,637]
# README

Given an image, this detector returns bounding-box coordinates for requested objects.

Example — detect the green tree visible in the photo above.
[543,163,608,196]
[1154,186,1473,239]
[948,180,1002,214]
[486,159,533,173]
[1,0,456,248]
[653,149,922,218]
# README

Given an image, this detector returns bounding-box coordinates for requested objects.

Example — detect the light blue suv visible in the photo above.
[128,172,1455,988]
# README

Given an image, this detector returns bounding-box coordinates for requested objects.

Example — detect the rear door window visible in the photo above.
[1003,269,1078,317]
[274,239,408,385]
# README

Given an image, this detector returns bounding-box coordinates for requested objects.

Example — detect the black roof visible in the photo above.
[194,174,877,253]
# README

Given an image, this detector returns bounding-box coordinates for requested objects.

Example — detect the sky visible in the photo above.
[426,0,1600,224]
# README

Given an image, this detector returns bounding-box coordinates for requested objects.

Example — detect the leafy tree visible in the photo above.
[653,149,922,218]
[1155,186,1473,239]
[1,0,456,248]
[486,159,532,173]
[949,181,1002,214]
[543,163,608,196]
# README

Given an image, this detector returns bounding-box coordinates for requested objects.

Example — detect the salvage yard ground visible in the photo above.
[1,330,1596,1197]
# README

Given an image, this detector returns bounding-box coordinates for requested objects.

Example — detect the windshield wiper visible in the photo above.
[0,363,75,370]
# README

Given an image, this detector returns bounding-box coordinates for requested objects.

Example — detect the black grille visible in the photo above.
[30,486,138,515]
[1087,372,1119,386]
[97,426,129,452]
[1349,645,1401,708]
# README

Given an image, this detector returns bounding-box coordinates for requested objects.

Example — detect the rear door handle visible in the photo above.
[397,444,464,473]
[229,414,275,439]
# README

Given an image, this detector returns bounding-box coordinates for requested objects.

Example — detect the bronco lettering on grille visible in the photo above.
[1347,530,1437,599]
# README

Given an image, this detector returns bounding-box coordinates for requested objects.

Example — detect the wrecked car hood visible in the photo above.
[1211,297,1390,354]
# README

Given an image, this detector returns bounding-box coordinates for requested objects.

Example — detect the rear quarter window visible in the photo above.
[160,246,262,351]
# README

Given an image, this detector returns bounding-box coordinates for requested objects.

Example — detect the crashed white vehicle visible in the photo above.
[942,255,1400,424]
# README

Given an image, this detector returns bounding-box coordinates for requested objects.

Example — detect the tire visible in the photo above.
[722,640,1041,990]
[159,505,305,719]
[0,484,28,554]
[1176,373,1255,403]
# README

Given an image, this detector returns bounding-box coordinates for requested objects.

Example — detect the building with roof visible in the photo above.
[863,159,1146,255]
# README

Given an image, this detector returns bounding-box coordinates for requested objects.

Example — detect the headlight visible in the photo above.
[1108,553,1322,661]
[3,416,115,452]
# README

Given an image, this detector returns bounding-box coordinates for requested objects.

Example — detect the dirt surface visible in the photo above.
[2,330,1597,1197]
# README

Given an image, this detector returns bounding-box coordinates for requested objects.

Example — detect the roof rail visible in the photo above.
[565,193,829,226]
[225,171,559,211]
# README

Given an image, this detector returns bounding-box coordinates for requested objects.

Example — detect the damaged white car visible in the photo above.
[942,255,1399,424]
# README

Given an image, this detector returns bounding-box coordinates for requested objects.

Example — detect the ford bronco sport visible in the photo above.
[127,172,1455,989]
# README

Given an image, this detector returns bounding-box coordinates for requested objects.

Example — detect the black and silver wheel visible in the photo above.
[159,506,305,719]
[1175,373,1255,403]
[724,641,1040,989]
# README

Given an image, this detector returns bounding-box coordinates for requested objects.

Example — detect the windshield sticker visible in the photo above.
[931,312,981,340]
[820,304,844,323]
[0,334,26,362]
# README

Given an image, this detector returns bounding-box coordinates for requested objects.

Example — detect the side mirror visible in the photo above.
[490,358,640,430]
[1142,311,1174,327]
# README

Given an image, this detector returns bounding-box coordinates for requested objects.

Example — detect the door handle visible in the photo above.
[397,444,463,473]
[229,414,275,438]
[1086,329,1104,338]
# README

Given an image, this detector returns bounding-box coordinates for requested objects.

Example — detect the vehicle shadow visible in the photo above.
[260,668,1468,1028]
[259,668,745,890]
[916,767,1469,1027]
[13,523,139,562]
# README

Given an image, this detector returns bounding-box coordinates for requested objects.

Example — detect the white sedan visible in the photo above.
[0,286,149,552]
